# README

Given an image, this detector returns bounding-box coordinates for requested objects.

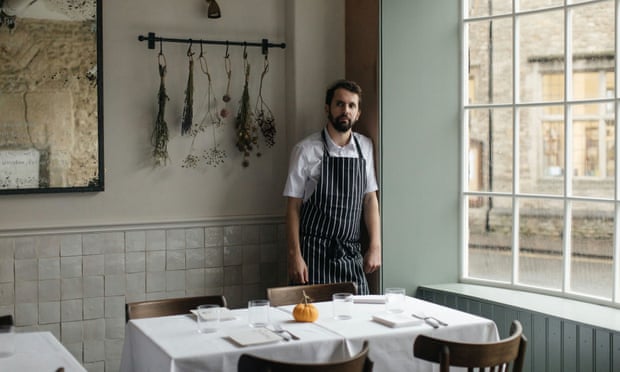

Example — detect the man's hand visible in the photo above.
[288,253,309,284]
[363,244,381,274]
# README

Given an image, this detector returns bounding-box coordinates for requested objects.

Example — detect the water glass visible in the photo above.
[248,299,270,327]
[0,323,14,358]
[385,287,406,313]
[196,304,220,333]
[332,292,354,320]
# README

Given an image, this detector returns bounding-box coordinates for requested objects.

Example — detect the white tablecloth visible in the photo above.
[0,331,86,372]
[120,297,499,372]
[279,296,499,371]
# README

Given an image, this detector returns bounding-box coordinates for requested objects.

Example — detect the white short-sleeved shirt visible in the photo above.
[283,129,379,201]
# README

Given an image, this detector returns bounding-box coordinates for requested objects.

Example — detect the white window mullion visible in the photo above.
[613,0,620,303]
[460,0,470,280]
[512,0,520,285]
[563,4,573,294]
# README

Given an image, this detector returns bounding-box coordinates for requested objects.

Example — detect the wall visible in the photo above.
[0,0,345,231]
[0,1,345,371]
[380,1,461,291]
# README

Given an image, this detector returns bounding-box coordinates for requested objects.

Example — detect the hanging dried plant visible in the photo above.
[152,48,169,166]
[235,51,259,167]
[255,55,276,148]
[181,44,195,135]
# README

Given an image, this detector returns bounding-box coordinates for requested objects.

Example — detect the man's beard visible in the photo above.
[329,113,355,133]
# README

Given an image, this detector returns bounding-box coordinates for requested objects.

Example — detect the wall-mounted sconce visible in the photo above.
[206,0,221,19]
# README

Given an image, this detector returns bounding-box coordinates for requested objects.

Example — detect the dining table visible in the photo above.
[0,331,86,372]
[120,295,499,372]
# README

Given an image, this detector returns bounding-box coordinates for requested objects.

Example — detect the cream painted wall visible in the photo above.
[0,0,345,232]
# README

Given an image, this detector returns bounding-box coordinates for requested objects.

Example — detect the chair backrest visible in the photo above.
[267,282,358,306]
[125,295,227,322]
[238,340,373,372]
[413,320,527,372]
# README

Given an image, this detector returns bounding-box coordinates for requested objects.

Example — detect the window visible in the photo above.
[462,0,619,306]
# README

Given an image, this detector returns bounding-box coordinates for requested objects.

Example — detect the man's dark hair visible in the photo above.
[325,79,363,106]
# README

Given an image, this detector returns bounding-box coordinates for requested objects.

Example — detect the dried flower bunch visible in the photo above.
[255,56,276,148]
[152,49,169,166]
[235,53,260,167]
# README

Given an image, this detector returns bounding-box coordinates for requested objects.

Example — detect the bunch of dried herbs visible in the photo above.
[235,54,259,167]
[180,45,195,135]
[152,50,169,166]
[254,55,276,148]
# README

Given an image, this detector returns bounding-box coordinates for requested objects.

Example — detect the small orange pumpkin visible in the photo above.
[293,290,319,322]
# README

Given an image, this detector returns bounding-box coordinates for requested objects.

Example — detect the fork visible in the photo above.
[411,312,448,327]
[272,323,300,340]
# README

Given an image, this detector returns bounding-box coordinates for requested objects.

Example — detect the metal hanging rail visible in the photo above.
[138,32,286,55]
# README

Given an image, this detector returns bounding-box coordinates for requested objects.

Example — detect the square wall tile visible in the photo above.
[166,229,185,250]
[205,267,224,288]
[0,238,15,259]
[166,251,185,270]
[14,237,37,259]
[83,255,104,276]
[83,318,105,340]
[224,226,243,246]
[38,279,60,302]
[60,234,83,257]
[146,230,166,251]
[61,299,83,322]
[186,248,204,269]
[83,276,104,298]
[125,252,145,273]
[242,245,260,264]
[185,228,204,249]
[39,301,60,324]
[104,296,125,319]
[205,247,223,268]
[165,271,185,292]
[146,272,165,293]
[15,259,38,281]
[104,253,125,275]
[146,251,165,272]
[61,256,83,278]
[83,297,104,320]
[0,282,14,305]
[39,257,61,280]
[16,280,37,303]
[15,302,37,326]
[104,275,126,297]
[223,246,242,266]
[83,232,124,255]
[61,277,83,300]
[83,339,105,362]
[125,231,146,252]
[36,236,60,258]
[126,272,145,296]
[204,227,224,247]
[61,321,83,344]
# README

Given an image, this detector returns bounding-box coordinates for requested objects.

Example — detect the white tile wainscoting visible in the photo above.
[0,216,287,372]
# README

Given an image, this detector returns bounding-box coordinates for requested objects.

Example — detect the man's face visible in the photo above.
[326,88,361,133]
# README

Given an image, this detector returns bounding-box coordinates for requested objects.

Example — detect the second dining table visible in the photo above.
[120,295,499,372]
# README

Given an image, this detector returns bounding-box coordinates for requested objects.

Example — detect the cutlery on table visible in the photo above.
[411,312,448,328]
[272,324,299,340]
[269,327,290,341]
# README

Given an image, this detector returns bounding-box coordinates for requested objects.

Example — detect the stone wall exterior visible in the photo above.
[0,18,98,188]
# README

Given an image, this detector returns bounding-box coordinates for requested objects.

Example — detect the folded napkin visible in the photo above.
[190,307,236,321]
[372,311,424,328]
[353,295,387,304]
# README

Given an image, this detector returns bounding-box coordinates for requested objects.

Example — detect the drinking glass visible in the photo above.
[248,299,270,327]
[196,304,220,333]
[385,287,406,313]
[332,292,354,320]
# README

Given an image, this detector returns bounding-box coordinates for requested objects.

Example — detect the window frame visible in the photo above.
[460,0,620,308]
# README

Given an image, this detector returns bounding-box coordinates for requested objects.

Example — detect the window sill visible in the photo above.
[420,283,620,333]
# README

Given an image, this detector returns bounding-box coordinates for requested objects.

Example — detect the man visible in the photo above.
[283,79,381,295]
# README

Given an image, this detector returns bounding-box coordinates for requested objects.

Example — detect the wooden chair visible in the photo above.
[125,295,227,322]
[413,320,527,372]
[238,340,373,372]
[267,282,358,306]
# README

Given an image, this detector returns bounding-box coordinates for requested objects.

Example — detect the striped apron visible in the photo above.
[299,131,369,295]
